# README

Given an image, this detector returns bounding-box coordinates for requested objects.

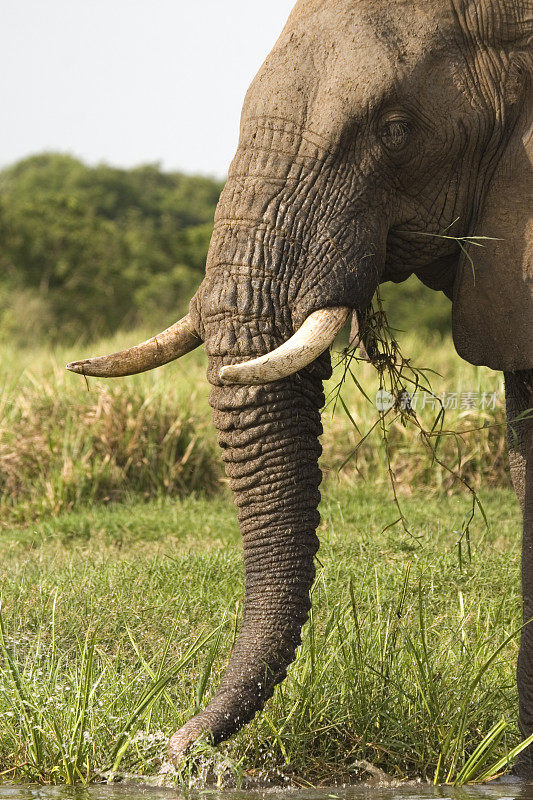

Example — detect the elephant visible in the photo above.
[67,0,533,775]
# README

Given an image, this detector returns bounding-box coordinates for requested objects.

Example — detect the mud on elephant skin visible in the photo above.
[67,0,533,772]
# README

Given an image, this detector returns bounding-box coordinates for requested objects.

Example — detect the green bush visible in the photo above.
[0,154,223,344]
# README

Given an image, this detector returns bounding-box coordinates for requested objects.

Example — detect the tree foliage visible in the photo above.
[0,154,223,343]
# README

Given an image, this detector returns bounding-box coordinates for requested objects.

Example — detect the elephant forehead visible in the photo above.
[286,0,458,37]
[245,0,451,140]
[286,0,531,47]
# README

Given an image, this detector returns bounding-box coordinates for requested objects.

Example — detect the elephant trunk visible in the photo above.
[168,123,382,758]
[168,365,328,757]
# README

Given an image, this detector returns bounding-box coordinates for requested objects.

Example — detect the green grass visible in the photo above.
[0,322,521,786]
[0,485,525,786]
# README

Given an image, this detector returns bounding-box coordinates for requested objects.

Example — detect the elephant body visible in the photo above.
[68,0,533,774]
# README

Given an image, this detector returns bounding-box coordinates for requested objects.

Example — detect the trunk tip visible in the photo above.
[168,717,211,765]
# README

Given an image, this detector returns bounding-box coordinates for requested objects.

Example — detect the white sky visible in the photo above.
[1,0,295,178]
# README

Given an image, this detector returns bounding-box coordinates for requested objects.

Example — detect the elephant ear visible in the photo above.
[452,54,533,371]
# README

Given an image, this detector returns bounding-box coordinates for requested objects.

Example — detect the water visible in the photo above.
[1,782,533,800]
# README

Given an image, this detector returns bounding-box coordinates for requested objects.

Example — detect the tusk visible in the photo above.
[66,314,201,378]
[220,307,350,385]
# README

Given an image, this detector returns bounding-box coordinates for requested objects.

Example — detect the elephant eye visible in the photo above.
[380,118,411,151]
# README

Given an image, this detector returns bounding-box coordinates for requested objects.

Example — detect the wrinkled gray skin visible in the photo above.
[168,0,533,772]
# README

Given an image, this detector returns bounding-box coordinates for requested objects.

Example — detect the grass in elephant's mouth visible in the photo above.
[0,484,524,785]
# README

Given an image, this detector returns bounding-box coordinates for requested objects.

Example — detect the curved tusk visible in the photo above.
[66,314,202,378]
[220,307,350,385]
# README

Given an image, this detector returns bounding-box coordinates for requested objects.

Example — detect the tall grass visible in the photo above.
[324,346,506,494]
[0,338,219,523]
[0,327,507,525]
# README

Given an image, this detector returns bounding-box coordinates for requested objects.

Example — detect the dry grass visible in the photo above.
[0,337,219,523]
[0,326,510,525]
[320,306,509,511]
[322,352,508,494]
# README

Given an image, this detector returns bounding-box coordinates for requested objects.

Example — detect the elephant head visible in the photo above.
[68,0,532,760]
